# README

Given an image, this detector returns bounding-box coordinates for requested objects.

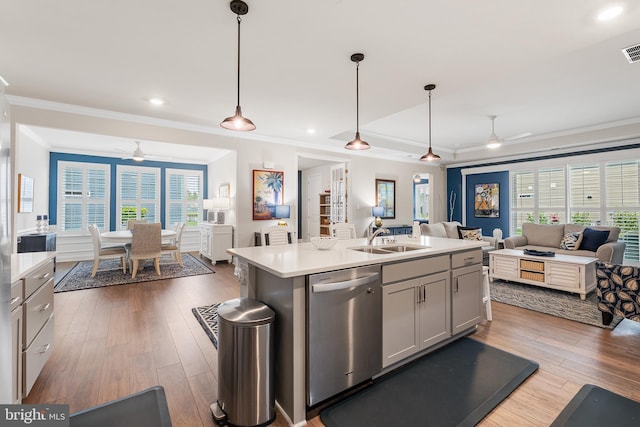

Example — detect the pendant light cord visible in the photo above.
[236,15,242,107]
[355,60,360,132]
[428,88,432,149]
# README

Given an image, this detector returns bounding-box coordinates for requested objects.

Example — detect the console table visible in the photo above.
[489,249,598,300]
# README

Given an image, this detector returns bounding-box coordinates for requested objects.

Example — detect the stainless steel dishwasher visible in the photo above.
[307,265,382,406]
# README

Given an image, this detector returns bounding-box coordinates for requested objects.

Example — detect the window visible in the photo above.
[413,178,430,221]
[510,160,640,263]
[57,161,110,233]
[166,169,203,227]
[117,165,160,229]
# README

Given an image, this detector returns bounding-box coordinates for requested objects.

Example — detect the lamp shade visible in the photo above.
[372,206,384,217]
[203,199,215,210]
[275,204,291,219]
[211,197,230,210]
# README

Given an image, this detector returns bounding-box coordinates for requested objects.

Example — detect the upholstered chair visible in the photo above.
[161,222,185,267]
[331,223,357,239]
[88,224,127,277]
[596,262,640,325]
[126,219,147,230]
[128,222,162,279]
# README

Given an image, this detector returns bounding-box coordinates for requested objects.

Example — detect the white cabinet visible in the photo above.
[11,280,23,404]
[382,257,450,368]
[199,223,233,264]
[20,258,55,398]
[451,250,483,335]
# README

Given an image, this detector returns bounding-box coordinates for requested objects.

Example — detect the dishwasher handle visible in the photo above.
[311,272,379,293]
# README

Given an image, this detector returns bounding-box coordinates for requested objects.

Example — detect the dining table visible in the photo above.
[100,229,176,243]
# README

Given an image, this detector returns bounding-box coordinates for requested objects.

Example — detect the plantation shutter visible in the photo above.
[166,169,203,228]
[116,165,160,229]
[569,164,600,225]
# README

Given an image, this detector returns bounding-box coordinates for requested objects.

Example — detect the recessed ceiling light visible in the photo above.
[307,128,316,134]
[596,5,623,21]
[149,98,164,106]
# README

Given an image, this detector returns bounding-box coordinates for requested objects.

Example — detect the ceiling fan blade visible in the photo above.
[503,132,533,141]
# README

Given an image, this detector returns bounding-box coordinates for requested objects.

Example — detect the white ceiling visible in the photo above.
[2,0,640,165]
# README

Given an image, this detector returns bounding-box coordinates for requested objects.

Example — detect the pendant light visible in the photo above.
[344,53,370,150]
[420,84,441,162]
[486,115,501,149]
[221,0,255,131]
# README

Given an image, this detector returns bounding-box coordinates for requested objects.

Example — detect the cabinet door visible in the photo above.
[490,254,518,280]
[382,279,419,368]
[417,272,450,349]
[199,226,211,258]
[452,265,482,335]
[212,226,233,262]
[546,261,580,289]
[11,307,23,404]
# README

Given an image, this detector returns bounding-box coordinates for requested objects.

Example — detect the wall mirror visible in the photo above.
[18,173,34,213]
[375,178,395,219]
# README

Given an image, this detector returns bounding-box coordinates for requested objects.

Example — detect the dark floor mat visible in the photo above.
[551,384,640,426]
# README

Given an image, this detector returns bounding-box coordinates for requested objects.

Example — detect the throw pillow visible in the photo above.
[457,226,483,241]
[580,228,610,252]
[559,232,583,250]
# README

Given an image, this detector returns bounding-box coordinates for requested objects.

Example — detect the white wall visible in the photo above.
[15,125,49,235]
[9,104,445,253]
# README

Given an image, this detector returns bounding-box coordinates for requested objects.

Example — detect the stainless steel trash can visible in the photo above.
[211,297,275,427]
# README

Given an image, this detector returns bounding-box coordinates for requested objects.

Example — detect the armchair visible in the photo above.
[596,262,640,325]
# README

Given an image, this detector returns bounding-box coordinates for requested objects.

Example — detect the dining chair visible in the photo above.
[128,222,162,279]
[88,224,127,277]
[127,219,147,230]
[330,222,357,240]
[261,225,291,246]
[161,222,185,267]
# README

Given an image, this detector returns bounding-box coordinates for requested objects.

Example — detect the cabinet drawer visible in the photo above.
[383,255,449,284]
[24,260,54,298]
[11,280,23,311]
[23,279,54,347]
[451,249,482,269]
[23,314,54,397]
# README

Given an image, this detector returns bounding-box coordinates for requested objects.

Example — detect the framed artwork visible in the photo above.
[219,183,230,198]
[474,183,499,217]
[18,173,34,213]
[253,170,284,220]
[376,179,395,218]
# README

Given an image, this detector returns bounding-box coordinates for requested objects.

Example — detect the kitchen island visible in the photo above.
[228,236,487,426]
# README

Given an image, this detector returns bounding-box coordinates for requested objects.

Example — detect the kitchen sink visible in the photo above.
[379,244,429,252]
[350,247,394,254]
[349,244,430,254]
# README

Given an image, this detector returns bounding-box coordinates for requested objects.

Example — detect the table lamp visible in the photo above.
[206,198,230,223]
[372,206,384,227]
[275,205,291,226]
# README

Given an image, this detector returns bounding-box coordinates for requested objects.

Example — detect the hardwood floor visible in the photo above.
[26,259,640,426]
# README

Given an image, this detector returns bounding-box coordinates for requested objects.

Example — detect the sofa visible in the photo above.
[503,222,626,263]
[420,221,498,265]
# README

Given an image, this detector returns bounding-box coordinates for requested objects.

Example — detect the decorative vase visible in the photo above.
[493,228,503,240]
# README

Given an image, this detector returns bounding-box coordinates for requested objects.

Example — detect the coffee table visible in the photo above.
[489,249,598,300]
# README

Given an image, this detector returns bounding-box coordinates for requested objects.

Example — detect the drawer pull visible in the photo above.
[38,344,51,354]
[38,303,51,312]
[10,296,21,305]
[36,272,51,280]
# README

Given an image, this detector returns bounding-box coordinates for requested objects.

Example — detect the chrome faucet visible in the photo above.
[368,228,389,245]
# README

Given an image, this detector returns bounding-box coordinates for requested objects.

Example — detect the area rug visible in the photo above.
[550,384,640,426]
[54,253,215,292]
[490,280,622,330]
[320,337,539,427]
[192,303,221,349]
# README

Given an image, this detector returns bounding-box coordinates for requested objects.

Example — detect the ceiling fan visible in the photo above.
[486,115,532,149]
[119,141,161,162]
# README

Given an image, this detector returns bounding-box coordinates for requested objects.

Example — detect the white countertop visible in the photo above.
[11,251,57,282]
[228,236,488,278]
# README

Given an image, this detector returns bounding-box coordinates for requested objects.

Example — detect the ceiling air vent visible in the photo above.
[622,43,640,63]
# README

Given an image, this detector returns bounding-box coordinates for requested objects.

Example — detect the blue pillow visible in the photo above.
[580,228,609,252]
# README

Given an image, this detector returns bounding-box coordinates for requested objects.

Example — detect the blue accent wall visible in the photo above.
[446,168,463,223]
[465,171,509,236]
[49,152,208,230]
